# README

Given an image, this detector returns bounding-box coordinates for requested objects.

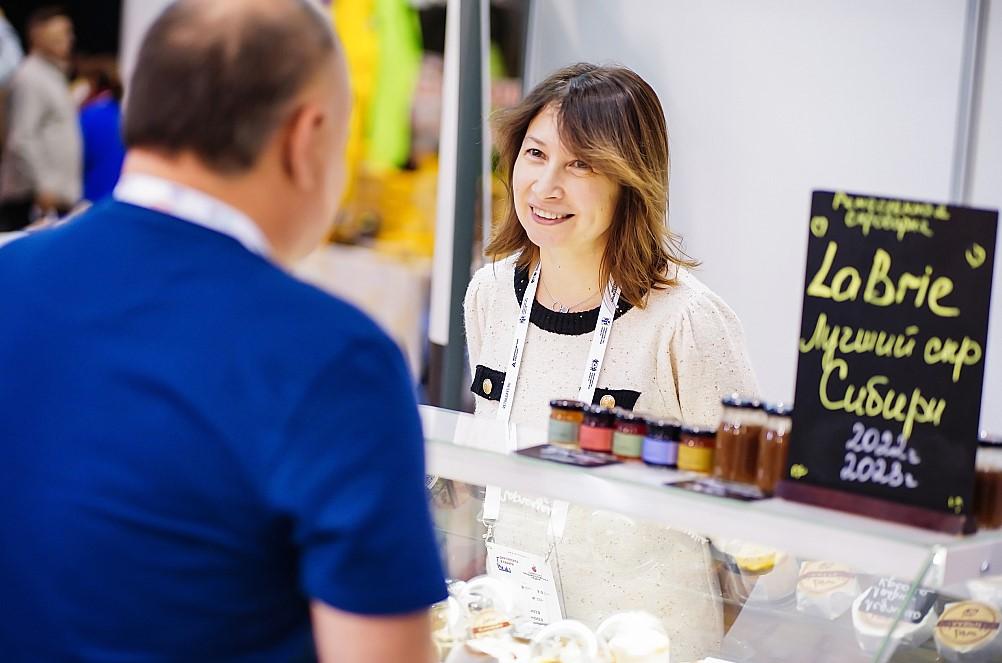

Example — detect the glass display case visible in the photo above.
[421,405,1002,663]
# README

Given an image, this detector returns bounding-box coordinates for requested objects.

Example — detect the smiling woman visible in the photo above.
[485,63,691,315]
[460,64,761,658]
[511,106,619,314]
[465,63,758,428]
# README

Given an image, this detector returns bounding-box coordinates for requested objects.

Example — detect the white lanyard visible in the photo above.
[495,262,621,424]
[484,262,620,544]
[114,174,271,258]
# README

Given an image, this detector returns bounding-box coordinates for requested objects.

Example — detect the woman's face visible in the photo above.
[512,105,620,256]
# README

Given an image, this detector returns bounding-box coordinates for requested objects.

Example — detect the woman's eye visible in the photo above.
[525,148,544,159]
[570,160,591,170]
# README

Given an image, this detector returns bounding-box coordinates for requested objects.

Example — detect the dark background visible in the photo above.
[4,1,526,65]
[4,0,121,55]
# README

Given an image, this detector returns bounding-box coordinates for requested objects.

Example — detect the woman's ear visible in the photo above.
[283,103,326,191]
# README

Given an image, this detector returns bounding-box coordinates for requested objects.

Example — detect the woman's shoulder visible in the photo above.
[468,255,519,296]
[644,267,710,310]
[465,254,519,309]
[471,254,519,283]
[644,268,742,328]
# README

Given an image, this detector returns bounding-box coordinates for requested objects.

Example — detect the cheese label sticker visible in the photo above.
[936,602,1001,648]
[798,561,854,594]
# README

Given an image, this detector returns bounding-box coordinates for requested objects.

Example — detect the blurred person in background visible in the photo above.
[0,0,445,661]
[0,7,24,165]
[0,5,80,231]
[79,61,124,202]
[0,8,22,86]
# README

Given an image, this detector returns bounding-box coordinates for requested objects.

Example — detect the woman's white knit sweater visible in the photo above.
[460,256,762,660]
[464,255,760,427]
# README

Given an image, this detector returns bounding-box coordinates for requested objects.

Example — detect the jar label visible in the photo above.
[678,445,714,472]
[579,426,613,452]
[547,418,579,445]
[613,431,643,458]
[642,437,678,465]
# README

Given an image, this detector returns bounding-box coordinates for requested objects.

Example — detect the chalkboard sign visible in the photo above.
[780,191,997,528]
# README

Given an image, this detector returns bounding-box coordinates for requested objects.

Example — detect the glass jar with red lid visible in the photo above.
[579,404,616,453]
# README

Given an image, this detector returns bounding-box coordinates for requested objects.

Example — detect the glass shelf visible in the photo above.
[420,405,1002,589]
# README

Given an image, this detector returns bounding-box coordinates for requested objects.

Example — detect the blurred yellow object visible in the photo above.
[331,0,377,209]
[333,157,439,259]
[331,0,431,258]
[374,158,438,258]
[332,0,421,173]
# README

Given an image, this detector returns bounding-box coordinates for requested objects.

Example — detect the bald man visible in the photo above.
[0,1,446,661]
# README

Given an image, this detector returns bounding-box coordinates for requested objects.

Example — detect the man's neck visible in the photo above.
[121,150,290,264]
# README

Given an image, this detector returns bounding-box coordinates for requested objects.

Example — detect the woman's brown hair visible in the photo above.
[486,63,697,308]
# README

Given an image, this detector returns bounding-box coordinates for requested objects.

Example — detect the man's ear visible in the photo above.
[283,103,326,191]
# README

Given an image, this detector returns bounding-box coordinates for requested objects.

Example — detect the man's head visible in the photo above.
[122,0,351,263]
[28,6,74,64]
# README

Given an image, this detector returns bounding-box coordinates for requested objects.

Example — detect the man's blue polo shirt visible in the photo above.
[0,200,447,661]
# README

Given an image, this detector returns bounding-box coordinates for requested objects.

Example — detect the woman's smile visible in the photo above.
[529,204,575,226]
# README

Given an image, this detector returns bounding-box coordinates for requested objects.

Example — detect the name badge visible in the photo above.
[486,542,563,626]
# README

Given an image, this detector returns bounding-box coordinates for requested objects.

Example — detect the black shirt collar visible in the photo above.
[513,264,634,336]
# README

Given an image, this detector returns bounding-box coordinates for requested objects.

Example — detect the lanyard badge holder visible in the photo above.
[483,262,542,543]
[483,488,566,626]
[486,262,620,535]
[482,263,620,625]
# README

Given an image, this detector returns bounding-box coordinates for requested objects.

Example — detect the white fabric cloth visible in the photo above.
[464,255,760,428]
[0,55,81,205]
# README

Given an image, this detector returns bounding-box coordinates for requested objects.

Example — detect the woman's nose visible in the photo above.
[531,166,563,199]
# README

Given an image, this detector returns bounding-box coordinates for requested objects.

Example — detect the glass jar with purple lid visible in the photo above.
[642,417,682,468]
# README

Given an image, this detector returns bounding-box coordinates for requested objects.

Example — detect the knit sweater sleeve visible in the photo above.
[668,287,760,426]
[463,265,489,373]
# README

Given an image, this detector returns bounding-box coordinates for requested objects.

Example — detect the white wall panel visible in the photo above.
[119,0,174,87]
[528,0,980,417]
[971,1,1002,433]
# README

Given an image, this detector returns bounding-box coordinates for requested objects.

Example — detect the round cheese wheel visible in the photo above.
[934,601,1002,662]
[796,560,860,620]
[851,577,937,653]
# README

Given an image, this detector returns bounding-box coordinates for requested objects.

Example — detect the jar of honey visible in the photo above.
[755,402,793,495]
[974,432,1002,529]
[579,405,616,453]
[548,399,584,448]
[643,418,681,468]
[714,394,765,484]
[678,424,716,473]
[612,410,647,461]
